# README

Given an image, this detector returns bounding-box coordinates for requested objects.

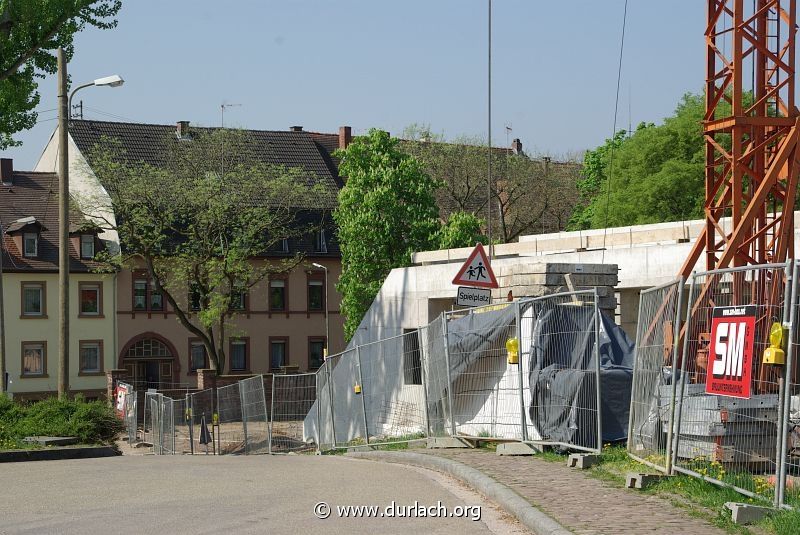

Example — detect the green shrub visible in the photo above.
[0,394,124,445]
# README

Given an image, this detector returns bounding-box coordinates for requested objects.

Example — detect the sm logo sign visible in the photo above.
[705,305,757,399]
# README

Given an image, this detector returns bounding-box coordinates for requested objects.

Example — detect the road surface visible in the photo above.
[0,454,526,534]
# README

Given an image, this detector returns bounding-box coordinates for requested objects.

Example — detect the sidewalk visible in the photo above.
[418,449,726,535]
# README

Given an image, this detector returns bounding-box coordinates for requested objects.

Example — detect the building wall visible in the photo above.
[4,272,116,399]
[115,259,344,384]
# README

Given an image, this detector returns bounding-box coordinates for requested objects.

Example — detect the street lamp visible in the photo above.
[311,263,330,359]
[56,47,124,396]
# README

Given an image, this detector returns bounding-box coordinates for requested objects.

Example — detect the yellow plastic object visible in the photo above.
[763,322,786,365]
[212,413,219,425]
[506,337,519,365]
[354,383,362,395]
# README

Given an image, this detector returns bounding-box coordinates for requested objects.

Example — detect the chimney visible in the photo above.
[0,158,12,185]
[338,126,352,150]
[511,138,523,155]
[290,125,303,132]
[176,120,190,139]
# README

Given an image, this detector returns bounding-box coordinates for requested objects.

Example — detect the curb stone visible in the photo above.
[0,445,120,463]
[347,451,571,535]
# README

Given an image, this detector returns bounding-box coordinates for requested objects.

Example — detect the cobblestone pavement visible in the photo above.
[420,449,727,535]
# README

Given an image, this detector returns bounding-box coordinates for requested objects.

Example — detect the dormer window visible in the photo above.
[80,235,95,259]
[23,232,38,257]
[314,229,327,253]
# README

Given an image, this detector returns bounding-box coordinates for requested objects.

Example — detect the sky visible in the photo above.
[2,0,706,169]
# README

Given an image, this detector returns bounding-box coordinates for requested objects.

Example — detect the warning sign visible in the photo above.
[705,305,756,399]
[452,243,498,289]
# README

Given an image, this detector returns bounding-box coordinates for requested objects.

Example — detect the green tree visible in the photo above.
[79,129,322,372]
[0,0,121,148]
[334,129,441,340]
[437,211,486,249]
[569,92,706,229]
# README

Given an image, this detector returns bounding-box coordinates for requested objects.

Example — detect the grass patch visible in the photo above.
[0,394,124,448]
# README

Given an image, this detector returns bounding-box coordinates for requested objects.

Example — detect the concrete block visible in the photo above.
[724,502,773,525]
[567,453,601,469]
[23,436,78,446]
[427,437,473,449]
[625,472,671,489]
[496,442,542,456]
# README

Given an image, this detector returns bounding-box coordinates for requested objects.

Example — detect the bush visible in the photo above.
[0,394,124,446]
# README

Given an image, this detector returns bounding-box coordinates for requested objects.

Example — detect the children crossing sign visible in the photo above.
[452,243,498,289]
[705,305,756,399]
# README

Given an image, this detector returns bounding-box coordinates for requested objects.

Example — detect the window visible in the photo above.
[230,287,247,311]
[269,279,286,311]
[80,235,95,259]
[79,340,103,374]
[314,229,327,253]
[21,282,45,317]
[79,282,102,316]
[230,339,248,372]
[308,279,324,311]
[309,338,325,370]
[189,340,207,372]
[270,339,287,370]
[272,238,289,253]
[133,274,163,312]
[21,342,46,377]
[403,329,422,385]
[23,232,38,257]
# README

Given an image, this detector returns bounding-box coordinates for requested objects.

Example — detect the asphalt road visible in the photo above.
[0,454,525,535]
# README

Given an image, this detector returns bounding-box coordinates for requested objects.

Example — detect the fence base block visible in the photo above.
[625,472,671,489]
[427,437,473,449]
[496,442,541,456]
[724,502,773,525]
[567,453,600,469]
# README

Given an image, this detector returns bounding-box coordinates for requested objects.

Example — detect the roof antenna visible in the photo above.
[220,102,241,181]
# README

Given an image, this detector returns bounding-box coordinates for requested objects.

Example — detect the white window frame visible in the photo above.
[80,235,95,259]
[79,342,101,373]
[22,283,44,316]
[23,232,38,257]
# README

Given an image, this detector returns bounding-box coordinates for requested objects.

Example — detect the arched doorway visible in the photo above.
[120,334,178,390]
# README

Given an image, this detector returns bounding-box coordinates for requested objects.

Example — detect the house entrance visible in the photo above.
[121,336,177,390]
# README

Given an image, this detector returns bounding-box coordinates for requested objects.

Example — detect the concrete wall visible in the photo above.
[4,272,116,398]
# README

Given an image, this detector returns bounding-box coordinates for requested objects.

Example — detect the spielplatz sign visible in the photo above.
[705,305,757,399]
[452,243,498,289]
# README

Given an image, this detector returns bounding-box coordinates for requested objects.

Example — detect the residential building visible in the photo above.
[0,159,115,400]
[35,120,347,389]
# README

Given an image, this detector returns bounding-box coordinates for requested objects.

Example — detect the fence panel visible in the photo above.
[328,349,366,447]
[627,279,684,472]
[358,332,427,445]
[315,360,335,448]
[240,376,270,454]
[443,302,522,440]
[421,316,450,438]
[673,262,789,504]
[270,373,317,453]
[778,261,800,509]
[216,382,245,455]
[523,291,602,453]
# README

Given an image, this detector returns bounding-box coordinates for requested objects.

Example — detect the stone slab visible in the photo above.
[724,502,773,525]
[496,442,541,456]
[23,436,79,446]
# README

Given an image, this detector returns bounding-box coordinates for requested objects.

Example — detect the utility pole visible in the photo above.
[0,217,6,394]
[57,48,69,398]
[487,0,493,261]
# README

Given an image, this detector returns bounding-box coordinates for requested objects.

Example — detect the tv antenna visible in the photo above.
[220,102,241,128]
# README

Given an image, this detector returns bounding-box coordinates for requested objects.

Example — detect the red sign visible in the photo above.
[452,243,498,289]
[705,305,756,399]
[115,383,130,418]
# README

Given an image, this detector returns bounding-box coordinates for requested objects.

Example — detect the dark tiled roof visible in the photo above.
[69,120,342,209]
[0,172,105,272]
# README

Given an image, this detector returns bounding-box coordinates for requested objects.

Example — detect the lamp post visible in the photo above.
[311,263,330,358]
[56,47,124,397]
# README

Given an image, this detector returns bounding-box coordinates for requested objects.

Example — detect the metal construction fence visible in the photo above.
[140,289,607,457]
[306,289,605,453]
[628,261,800,509]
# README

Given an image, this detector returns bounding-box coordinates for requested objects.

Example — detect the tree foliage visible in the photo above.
[0,0,121,148]
[436,211,486,250]
[80,129,322,372]
[402,124,581,242]
[334,129,441,340]
[568,92,706,230]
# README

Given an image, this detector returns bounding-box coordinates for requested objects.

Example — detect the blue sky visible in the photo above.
[3,0,705,168]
